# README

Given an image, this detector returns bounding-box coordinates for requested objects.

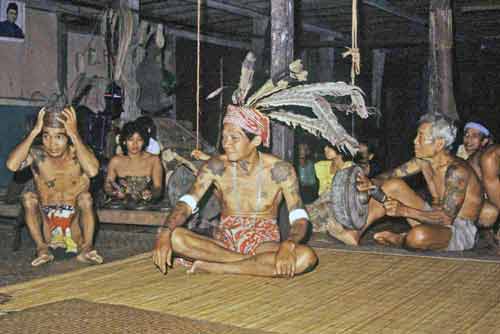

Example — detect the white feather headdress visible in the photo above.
[231,52,369,154]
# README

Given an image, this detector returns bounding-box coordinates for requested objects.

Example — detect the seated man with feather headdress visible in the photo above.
[153,53,370,277]
[6,103,103,266]
[153,105,318,277]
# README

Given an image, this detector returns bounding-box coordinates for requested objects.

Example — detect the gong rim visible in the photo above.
[330,165,368,230]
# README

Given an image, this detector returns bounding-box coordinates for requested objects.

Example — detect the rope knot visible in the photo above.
[342,47,361,75]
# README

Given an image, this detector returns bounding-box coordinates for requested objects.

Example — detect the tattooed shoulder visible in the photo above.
[271,161,293,184]
[443,164,468,217]
[206,157,225,177]
[445,163,468,186]
[31,147,46,163]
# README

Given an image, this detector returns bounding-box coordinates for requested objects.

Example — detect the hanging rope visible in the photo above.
[195,0,202,149]
[342,0,360,85]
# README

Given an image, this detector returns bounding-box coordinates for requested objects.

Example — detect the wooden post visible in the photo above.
[371,49,386,128]
[163,32,176,119]
[114,0,141,121]
[428,0,459,120]
[252,17,269,74]
[270,0,294,239]
[270,0,294,162]
[57,14,68,96]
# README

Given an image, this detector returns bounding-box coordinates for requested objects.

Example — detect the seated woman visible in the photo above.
[105,121,163,208]
[314,144,353,196]
[306,143,353,234]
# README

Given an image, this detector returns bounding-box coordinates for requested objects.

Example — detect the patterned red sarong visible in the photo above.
[213,216,280,255]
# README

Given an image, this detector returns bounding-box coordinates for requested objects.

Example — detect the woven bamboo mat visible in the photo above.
[2,249,500,334]
[0,299,272,334]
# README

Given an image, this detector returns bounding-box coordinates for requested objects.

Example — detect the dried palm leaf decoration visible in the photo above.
[231,52,369,154]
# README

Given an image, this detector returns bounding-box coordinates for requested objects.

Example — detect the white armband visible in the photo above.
[178,194,199,214]
[289,208,309,225]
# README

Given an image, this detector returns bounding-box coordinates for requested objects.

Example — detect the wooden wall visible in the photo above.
[0,9,58,99]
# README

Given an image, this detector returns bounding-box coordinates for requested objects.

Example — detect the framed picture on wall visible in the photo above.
[0,0,25,42]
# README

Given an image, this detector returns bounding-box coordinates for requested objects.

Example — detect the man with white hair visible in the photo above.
[329,113,484,251]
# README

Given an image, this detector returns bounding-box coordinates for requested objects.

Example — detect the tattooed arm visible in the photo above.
[372,158,422,186]
[6,109,47,172]
[163,157,222,231]
[153,157,221,274]
[392,164,468,225]
[271,161,308,244]
[271,160,310,278]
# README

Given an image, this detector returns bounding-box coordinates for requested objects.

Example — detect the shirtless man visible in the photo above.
[329,113,484,251]
[481,145,500,210]
[458,123,498,231]
[480,145,500,241]
[105,121,163,204]
[460,122,492,177]
[6,105,103,266]
[152,105,318,277]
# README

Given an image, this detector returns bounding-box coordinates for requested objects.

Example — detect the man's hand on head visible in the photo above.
[57,107,79,140]
[32,108,46,137]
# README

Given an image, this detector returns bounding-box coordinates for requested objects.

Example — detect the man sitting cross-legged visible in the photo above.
[6,104,103,266]
[328,113,484,251]
[152,105,318,277]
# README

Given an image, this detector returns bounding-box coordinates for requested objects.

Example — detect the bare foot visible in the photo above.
[326,219,360,246]
[77,250,104,265]
[373,231,406,247]
[187,260,211,274]
[31,249,54,267]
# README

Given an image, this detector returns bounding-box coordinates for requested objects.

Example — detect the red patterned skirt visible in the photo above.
[213,215,280,255]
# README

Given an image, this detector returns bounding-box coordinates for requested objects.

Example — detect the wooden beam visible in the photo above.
[142,5,195,16]
[188,0,267,19]
[302,23,350,42]
[182,0,350,42]
[362,0,428,26]
[97,209,168,226]
[299,38,427,49]
[163,25,251,49]
[462,4,500,12]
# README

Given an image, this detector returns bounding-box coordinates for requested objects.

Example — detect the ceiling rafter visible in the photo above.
[362,0,428,26]
[175,0,351,42]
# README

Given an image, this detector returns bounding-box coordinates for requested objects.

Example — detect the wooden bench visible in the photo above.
[0,202,169,226]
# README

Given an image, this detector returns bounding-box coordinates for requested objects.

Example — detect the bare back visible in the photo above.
[30,146,90,206]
